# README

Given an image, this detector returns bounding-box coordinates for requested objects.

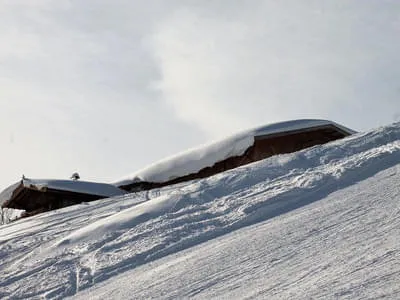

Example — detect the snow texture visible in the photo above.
[0,121,398,299]
[77,164,400,299]
[113,119,355,186]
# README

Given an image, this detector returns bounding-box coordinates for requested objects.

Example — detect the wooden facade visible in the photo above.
[3,184,104,216]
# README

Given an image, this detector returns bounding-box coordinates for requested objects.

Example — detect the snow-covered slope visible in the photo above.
[75,162,400,300]
[0,122,399,299]
[113,119,355,186]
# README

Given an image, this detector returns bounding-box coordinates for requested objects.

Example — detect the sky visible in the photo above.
[1,0,399,189]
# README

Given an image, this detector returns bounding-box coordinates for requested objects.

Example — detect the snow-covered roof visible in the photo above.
[113,119,355,186]
[0,179,126,207]
[251,119,355,137]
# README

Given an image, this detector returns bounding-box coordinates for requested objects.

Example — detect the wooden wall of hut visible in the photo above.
[5,186,107,216]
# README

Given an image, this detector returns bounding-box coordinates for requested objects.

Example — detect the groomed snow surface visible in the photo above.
[0,122,399,299]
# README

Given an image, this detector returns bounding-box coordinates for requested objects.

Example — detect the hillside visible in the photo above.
[76,161,400,299]
[0,122,399,299]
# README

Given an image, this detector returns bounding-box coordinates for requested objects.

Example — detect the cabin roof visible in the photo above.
[113,119,355,187]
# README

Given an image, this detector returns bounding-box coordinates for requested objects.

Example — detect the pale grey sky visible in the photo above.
[1,0,399,189]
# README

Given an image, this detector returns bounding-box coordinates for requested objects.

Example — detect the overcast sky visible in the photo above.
[1,0,399,188]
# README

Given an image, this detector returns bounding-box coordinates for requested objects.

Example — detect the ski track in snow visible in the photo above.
[0,122,399,299]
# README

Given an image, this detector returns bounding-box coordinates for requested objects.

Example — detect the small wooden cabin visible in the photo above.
[0,179,126,217]
[116,119,355,192]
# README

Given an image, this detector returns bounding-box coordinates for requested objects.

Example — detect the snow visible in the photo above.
[0,179,126,207]
[0,121,398,299]
[56,193,181,247]
[251,118,355,136]
[113,119,355,186]
[76,164,400,299]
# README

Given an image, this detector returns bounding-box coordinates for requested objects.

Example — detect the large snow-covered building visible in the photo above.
[114,119,355,192]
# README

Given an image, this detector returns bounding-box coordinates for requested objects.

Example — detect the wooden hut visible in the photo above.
[115,119,355,192]
[0,179,126,217]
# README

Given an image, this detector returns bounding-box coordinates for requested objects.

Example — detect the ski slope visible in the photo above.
[76,162,400,299]
[0,122,399,299]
